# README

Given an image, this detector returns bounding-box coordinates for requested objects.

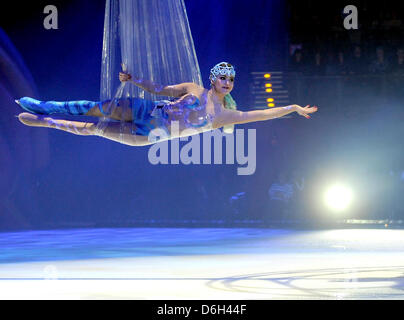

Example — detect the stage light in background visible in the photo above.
[324,184,353,212]
[250,71,289,112]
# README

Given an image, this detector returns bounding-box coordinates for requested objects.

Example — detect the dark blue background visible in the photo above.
[1,1,401,230]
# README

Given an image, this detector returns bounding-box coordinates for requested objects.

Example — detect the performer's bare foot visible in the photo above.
[17,112,95,136]
[17,112,46,127]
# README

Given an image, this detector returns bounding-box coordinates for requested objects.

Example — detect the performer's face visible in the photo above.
[212,74,234,94]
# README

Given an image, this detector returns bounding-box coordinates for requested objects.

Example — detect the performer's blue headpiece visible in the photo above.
[210,62,236,82]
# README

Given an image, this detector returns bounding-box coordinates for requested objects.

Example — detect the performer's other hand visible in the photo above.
[295,105,318,119]
[119,72,132,82]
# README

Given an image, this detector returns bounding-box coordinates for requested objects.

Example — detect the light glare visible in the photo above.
[324,184,353,212]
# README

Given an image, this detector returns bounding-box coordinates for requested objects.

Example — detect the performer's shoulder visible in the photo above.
[183,82,205,95]
[186,82,204,91]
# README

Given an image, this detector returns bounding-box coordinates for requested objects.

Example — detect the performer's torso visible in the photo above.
[162,89,224,135]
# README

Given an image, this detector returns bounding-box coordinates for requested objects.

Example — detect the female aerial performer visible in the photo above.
[16,62,318,146]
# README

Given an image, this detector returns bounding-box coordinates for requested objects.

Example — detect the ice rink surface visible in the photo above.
[0,227,403,299]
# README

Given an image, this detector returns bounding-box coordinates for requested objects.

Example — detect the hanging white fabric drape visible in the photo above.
[96,0,203,139]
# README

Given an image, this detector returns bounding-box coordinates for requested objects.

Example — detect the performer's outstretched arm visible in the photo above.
[214,105,318,128]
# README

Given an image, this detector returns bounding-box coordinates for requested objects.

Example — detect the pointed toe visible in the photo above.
[15,97,97,115]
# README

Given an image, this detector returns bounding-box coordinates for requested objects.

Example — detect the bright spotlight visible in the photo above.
[324,184,353,212]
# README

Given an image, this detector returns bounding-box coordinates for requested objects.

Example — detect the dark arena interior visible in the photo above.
[0,0,404,303]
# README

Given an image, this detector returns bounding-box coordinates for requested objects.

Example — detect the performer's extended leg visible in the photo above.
[85,99,133,121]
[16,97,133,121]
[17,113,153,146]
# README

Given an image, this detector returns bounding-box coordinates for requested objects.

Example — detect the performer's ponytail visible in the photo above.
[223,94,237,133]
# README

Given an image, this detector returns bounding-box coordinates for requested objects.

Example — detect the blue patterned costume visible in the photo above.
[17,95,209,137]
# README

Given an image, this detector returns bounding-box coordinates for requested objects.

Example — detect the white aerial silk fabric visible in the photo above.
[96,0,203,139]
